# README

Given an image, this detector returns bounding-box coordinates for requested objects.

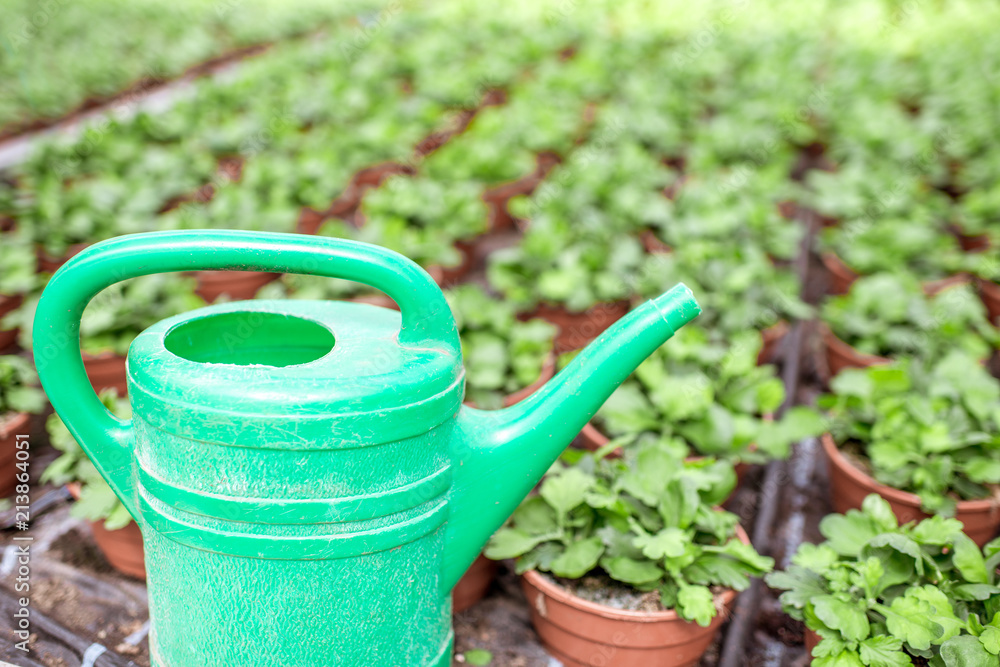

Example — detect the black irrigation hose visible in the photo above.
[717,209,818,667]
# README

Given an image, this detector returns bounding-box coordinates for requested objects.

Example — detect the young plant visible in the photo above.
[636,241,813,336]
[592,326,823,463]
[41,390,133,530]
[768,494,1000,666]
[486,439,773,626]
[487,220,646,312]
[357,174,489,270]
[819,353,1000,516]
[446,285,555,409]
[822,273,1000,361]
[818,218,969,281]
[0,355,45,417]
[0,232,37,297]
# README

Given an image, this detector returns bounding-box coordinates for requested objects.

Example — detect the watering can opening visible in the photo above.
[163,310,336,368]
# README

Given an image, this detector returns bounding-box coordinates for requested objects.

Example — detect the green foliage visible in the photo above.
[486,440,773,626]
[819,220,969,281]
[359,175,489,269]
[446,285,555,409]
[822,274,1000,361]
[0,232,38,296]
[768,494,1000,666]
[819,355,1000,515]
[41,391,133,529]
[594,326,824,463]
[0,356,45,416]
[461,649,493,666]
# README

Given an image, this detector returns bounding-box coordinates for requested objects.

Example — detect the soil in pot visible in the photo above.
[521,525,747,667]
[529,301,630,353]
[821,434,1000,547]
[194,270,279,302]
[978,278,1000,324]
[0,412,30,497]
[820,325,890,379]
[0,293,23,351]
[67,484,146,579]
[83,351,128,395]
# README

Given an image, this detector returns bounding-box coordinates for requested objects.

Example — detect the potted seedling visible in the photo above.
[953,183,1000,251]
[0,356,45,497]
[448,284,557,410]
[820,273,1000,377]
[357,174,490,283]
[486,440,773,667]
[578,326,823,472]
[819,353,1000,545]
[817,219,968,295]
[0,232,37,351]
[635,241,812,363]
[42,390,146,578]
[768,494,1000,666]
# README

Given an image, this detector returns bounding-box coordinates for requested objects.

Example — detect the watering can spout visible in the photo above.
[441,284,700,592]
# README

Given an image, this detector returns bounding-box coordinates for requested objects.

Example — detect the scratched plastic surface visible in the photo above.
[31,230,700,667]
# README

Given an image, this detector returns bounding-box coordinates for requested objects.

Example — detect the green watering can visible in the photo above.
[33,230,699,667]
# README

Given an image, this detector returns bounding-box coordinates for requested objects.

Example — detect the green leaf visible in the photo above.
[550,537,604,578]
[485,528,551,560]
[954,535,989,584]
[940,635,995,667]
[858,636,908,667]
[813,649,865,667]
[462,649,493,666]
[813,595,870,642]
[634,527,687,560]
[979,626,1000,655]
[677,584,716,627]
[601,556,664,586]
[540,468,595,515]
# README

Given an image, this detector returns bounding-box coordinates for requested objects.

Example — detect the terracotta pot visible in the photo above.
[0,293,23,352]
[82,351,128,395]
[353,162,411,189]
[758,321,790,366]
[296,207,326,235]
[427,241,476,286]
[821,434,1000,546]
[640,230,671,255]
[0,412,30,497]
[503,354,557,408]
[922,273,969,296]
[821,252,857,296]
[37,243,90,274]
[453,554,499,613]
[194,270,279,302]
[483,176,538,232]
[951,226,990,253]
[67,483,146,579]
[978,278,1000,325]
[521,526,747,667]
[530,301,631,353]
[804,628,820,655]
[820,325,890,379]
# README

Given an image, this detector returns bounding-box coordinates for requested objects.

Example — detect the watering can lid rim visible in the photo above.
[124,300,464,448]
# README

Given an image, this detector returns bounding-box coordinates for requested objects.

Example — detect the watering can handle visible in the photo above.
[32,230,458,517]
